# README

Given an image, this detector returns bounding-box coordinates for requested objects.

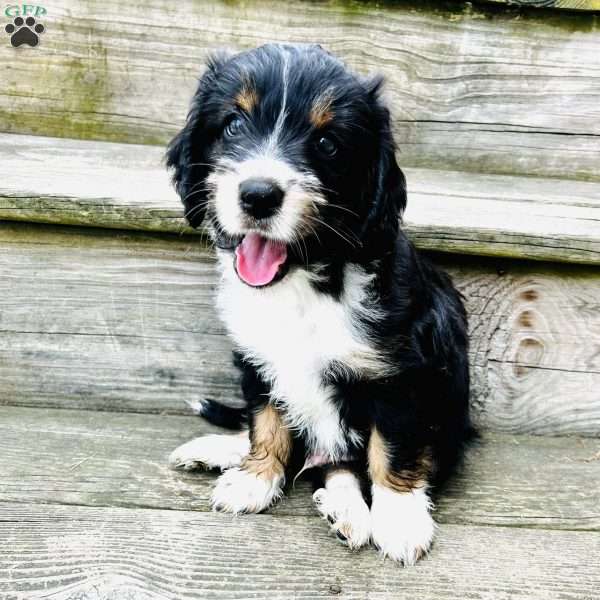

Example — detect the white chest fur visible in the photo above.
[216,255,386,460]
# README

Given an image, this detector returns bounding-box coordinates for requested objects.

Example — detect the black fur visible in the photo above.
[168,43,472,493]
[190,398,246,430]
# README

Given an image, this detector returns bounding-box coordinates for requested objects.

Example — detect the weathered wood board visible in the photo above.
[1,501,600,600]
[483,0,600,9]
[0,1,599,180]
[1,222,599,435]
[1,406,598,530]
[2,134,600,265]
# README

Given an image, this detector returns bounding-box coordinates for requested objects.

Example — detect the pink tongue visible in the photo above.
[235,233,288,287]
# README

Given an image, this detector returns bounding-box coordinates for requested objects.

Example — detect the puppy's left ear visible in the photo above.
[166,106,209,229]
[361,76,407,243]
[166,53,229,228]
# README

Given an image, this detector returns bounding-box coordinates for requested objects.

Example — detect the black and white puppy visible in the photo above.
[167,43,471,565]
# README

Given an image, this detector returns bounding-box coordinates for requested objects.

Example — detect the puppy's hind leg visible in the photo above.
[169,431,250,471]
[313,466,371,549]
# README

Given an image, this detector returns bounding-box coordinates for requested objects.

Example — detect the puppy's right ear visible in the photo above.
[166,52,230,229]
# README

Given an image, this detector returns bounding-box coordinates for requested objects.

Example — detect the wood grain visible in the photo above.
[2,133,600,265]
[0,1,599,180]
[1,501,599,600]
[1,222,599,435]
[482,0,600,9]
[0,406,598,531]
[443,254,600,434]
[0,223,242,414]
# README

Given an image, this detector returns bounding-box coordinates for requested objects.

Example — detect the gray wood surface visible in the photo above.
[0,406,598,531]
[2,133,600,265]
[1,222,599,435]
[0,1,599,180]
[483,0,600,9]
[1,501,599,600]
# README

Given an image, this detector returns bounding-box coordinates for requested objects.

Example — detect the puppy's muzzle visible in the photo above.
[239,177,284,220]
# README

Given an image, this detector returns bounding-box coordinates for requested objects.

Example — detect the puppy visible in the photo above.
[167,44,471,565]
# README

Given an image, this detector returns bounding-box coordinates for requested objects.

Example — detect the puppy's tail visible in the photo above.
[185,399,247,430]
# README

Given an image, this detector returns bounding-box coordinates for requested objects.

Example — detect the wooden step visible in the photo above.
[0,1,599,182]
[1,406,598,530]
[2,501,598,600]
[486,0,600,8]
[1,221,599,435]
[2,133,600,265]
[0,405,598,599]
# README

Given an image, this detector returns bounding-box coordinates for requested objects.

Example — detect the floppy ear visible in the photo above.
[361,77,407,244]
[165,53,230,228]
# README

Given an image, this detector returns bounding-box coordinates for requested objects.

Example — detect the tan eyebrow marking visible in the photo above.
[310,91,334,128]
[235,81,259,114]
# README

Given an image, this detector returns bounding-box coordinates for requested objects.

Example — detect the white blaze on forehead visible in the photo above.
[266,46,291,151]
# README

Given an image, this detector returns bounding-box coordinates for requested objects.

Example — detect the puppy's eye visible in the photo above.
[316,136,337,157]
[224,115,243,138]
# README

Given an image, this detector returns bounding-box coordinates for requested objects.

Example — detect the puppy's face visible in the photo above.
[167,44,406,288]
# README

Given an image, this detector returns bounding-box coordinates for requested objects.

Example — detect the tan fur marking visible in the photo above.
[368,428,431,493]
[236,84,259,114]
[310,93,334,128]
[243,404,292,480]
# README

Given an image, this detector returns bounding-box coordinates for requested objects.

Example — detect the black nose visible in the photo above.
[239,178,284,219]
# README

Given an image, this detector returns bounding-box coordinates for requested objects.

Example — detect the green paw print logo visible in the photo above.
[4,4,47,47]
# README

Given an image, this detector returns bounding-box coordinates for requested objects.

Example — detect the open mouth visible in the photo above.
[234,232,289,288]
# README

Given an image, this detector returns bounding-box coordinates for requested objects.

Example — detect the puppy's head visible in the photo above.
[167,44,405,288]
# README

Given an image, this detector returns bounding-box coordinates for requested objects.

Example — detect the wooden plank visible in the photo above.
[0,406,598,531]
[443,253,600,434]
[2,134,600,265]
[406,168,600,265]
[0,223,243,415]
[1,501,599,600]
[0,1,599,180]
[0,134,180,234]
[1,222,599,435]
[482,0,600,10]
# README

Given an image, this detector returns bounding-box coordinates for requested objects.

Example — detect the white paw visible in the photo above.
[313,481,371,549]
[370,485,436,566]
[211,467,283,514]
[168,433,250,471]
[313,488,371,548]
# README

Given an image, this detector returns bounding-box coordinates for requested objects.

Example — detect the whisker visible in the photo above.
[299,235,310,267]
[303,182,339,197]
[317,185,340,197]
[307,215,361,249]
[305,221,323,248]
[186,179,212,194]
[326,203,360,218]
[185,162,229,172]
[183,197,212,220]
[292,237,304,266]
[183,186,213,203]
[290,230,308,267]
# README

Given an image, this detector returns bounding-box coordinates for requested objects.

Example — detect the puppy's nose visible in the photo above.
[239,178,284,219]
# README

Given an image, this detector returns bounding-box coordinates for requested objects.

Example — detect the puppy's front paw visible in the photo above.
[211,467,283,514]
[169,433,250,471]
[370,485,435,566]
